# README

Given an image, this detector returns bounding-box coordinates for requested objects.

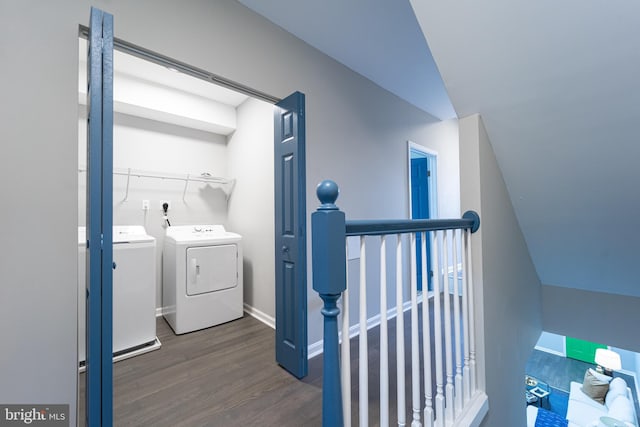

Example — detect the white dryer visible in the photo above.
[78,226,157,365]
[163,225,243,334]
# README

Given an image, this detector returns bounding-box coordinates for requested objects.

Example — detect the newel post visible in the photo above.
[312,180,347,427]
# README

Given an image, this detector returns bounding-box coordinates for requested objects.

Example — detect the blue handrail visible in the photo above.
[311,180,480,427]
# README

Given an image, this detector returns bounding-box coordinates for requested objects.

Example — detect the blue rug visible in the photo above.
[535,407,568,427]
[548,387,569,418]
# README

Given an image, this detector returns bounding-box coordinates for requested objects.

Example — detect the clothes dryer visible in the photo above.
[163,225,243,334]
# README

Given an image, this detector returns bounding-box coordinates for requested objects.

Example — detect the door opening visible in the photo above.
[408,142,437,292]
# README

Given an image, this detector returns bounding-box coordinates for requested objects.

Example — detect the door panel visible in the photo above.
[411,156,431,291]
[86,6,114,426]
[186,245,237,295]
[274,92,307,378]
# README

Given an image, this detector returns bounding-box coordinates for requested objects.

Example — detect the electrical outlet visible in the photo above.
[142,200,150,211]
[160,200,171,211]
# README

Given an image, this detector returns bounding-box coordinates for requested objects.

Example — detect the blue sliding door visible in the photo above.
[86,7,114,426]
[274,92,307,378]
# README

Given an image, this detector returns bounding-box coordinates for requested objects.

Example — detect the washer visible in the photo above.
[78,226,157,364]
[163,225,243,334]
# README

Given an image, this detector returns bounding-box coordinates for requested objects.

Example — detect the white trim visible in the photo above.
[243,303,276,329]
[533,345,565,357]
[155,307,164,317]
[454,391,489,427]
[308,298,414,359]
[79,337,161,373]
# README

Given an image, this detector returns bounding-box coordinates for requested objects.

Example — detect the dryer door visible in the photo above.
[186,245,237,296]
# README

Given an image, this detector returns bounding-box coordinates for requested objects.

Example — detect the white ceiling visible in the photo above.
[240,0,640,297]
[79,38,248,108]
[237,0,455,120]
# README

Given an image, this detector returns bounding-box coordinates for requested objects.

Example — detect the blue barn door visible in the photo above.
[86,7,114,426]
[411,157,431,291]
[274,92,307,378]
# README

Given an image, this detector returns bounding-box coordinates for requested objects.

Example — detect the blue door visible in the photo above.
[86,7,114,426]
[410,157,431,291]
[274,92,307,378]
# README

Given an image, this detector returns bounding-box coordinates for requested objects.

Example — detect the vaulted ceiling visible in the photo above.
[238,0,640,298]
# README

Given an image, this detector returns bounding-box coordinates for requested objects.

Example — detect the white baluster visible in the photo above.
[359,236,368,427]
[380,236,389,427]
[431,231,444,427]
[452,230,463,417]
[410,233,422,427]
[442,231,454,424]
[422,232,434,427]
[461,231,471,404]
[396,235,406,427]
[466,230,477,394]
[342,240,352,427]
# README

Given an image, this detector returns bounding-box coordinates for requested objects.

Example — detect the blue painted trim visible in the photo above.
[463,210,481,233]
[100,11,114,427]
[86,8,104,426]
[86,7,114,426]
[311,180,345,427]
[345,217,478,236]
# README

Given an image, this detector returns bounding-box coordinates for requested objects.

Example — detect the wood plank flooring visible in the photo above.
[79,316,322,426]
[79,296,461,426]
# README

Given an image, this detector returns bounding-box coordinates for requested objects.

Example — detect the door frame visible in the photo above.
[81,17,309,421]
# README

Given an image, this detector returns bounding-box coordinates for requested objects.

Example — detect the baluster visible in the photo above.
[452,230,463,417]
[396,234,406,426]
[312,180,346,427]
[359,236,368,427]
[442,231,454,423]
[342,241,352,427]
[410,233,422,427]
[380,236,389,427]
[431,231,444,427]
[461,230,471,404]
[466,230,477,394]
[422,232,434,427]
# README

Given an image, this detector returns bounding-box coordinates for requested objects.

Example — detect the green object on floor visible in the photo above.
[565,336,607,364]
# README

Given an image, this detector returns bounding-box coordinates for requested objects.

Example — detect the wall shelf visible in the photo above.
[78,166,235,202]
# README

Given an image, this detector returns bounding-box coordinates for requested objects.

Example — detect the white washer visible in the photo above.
[78,226,157,364]
[163,225,243,334]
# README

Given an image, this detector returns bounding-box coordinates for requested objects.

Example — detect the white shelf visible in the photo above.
[78,166,235,201]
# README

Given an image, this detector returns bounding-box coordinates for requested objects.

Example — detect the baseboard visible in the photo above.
[308,298,414,359]
[155,307,164,317]
[243,303,275,329]
[534,345,565,357]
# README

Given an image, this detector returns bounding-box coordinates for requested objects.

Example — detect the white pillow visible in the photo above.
[607,395,635,424]
[606,377,629,408]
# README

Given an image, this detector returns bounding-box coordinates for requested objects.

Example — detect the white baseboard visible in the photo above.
[155,307,164,317]
[308,298,414,359]
[243,303,275,329]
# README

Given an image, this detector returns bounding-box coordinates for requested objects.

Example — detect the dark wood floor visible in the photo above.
[79,297,462,426]
[79,316,323,426]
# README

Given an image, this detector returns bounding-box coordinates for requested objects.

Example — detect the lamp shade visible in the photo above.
[595,348,622,371]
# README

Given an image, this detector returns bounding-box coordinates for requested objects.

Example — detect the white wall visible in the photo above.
[78,111,230,310]
[459,114,542,427]
[0,1,450,421]
[227,98,275,323]
[542,285,640,353]
[336,119,460,344]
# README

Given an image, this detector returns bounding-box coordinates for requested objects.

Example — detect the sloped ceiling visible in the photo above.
[239,0,640,298]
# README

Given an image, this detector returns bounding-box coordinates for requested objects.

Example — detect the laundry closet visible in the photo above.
[77,38,276,365]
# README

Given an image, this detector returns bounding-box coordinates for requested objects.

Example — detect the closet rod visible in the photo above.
[78,25,282,105]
